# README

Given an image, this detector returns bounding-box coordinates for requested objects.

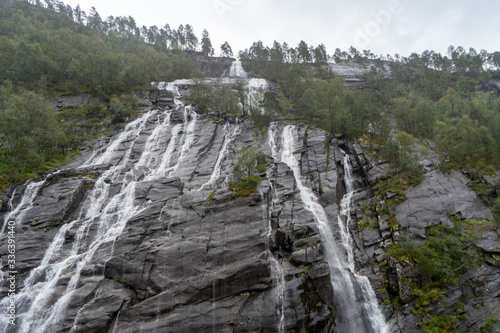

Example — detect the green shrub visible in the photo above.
[234,147,266,180]
[388,222,480,286]
[206,190,216,206]
[494,198,500,222]
[481,318,500,333]
[229,176,261,197]
[420,315,457,333]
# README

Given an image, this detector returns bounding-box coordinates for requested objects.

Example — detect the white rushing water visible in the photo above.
[266,124,286,332]
[228,60,248,79]
[277,125,387,333]
[338,151,357,270]
[1,179,46,235]
[200,122,241,190]
[0,80,200,332]
[246,78,269,115]
[0,177,53,288]
[224,60,269,115]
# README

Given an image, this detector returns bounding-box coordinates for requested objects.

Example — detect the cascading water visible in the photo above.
[0,175,56,289]
[200,122,241,190]
[1,179,47,235]
[338,151,357,270]
[168,106,197,177]
[246,78,269,115]
[277,125,387,333]
[224,60,268,115]
[228,60,248,79]
[0,80,200,333]
[267,124,286,333]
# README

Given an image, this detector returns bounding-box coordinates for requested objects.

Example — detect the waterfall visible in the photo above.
[265,124,286,332]
[168,106,197,177]
[264,199,286,333]
[136,110,172,172]
[337,151,356,270]
[228,60,248,78]
[277,125,387,333]
[246,78,269,115]
[0,176,55,288]
[87,111,154,167]
[225,60,269,115]
[0,82,199,332]
[338,151,388,333]
[200,122,241,190]
[1,179,47,235]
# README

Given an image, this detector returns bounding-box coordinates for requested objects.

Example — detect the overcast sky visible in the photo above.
[61,0,499,58]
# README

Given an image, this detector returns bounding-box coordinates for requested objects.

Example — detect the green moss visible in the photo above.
[229,176,261,197]
[468,180,493,205]
[493,198,500,222]
[43,225,57,232]
[206,190,216,206]
[481,318,500,333]
[420,315,457,333]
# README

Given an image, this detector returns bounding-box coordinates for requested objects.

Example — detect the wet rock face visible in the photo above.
[0,89,498,332]
[0,97,343,332]
[350,144,500,333]
[396,170,493,239]
[185,51,235,77]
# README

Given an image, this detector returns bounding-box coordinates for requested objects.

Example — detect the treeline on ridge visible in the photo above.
[236,39,500,170]
[0,0,214,187]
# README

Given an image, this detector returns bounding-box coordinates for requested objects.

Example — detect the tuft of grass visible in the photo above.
[229,176,261,197]
[206,190,216,206]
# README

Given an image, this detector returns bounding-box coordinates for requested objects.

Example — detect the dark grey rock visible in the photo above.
[396,170,493,238]
[475,230,500,253]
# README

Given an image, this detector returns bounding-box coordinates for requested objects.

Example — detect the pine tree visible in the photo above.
[220,41,233,57]
[201,29,214,56]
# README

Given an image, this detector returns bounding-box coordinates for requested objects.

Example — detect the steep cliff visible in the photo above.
[0,81,498,333]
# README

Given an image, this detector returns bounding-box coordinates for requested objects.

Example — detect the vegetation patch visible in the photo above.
[233,146,267,179]
[206,190,216,206]
[419,314,457,333]
[386,217,489,330]
[481,318,500,333]
[229,176,261,197]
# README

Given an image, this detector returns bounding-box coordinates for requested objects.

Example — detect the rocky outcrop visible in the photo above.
[185,51,235,77]
[350,141,500,333]
[396,170,493,240]
[476,76,500,96]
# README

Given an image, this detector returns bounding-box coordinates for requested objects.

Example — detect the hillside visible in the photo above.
[0,1,499,332]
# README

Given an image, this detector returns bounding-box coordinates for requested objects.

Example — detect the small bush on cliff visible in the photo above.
[109,95,139,124]
[494,198,500,222]
[420,315,457,333]
[481,318,500,333]
[388,222,480,287]
[229,147,266,197]
[233,147,266,180]
[229,176,261,197]
[387,219,482,330]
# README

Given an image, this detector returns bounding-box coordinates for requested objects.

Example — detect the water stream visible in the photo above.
[277,124,387,333]
[265,124,286,332]
[0,82,199,332]
[200,122,241,190]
